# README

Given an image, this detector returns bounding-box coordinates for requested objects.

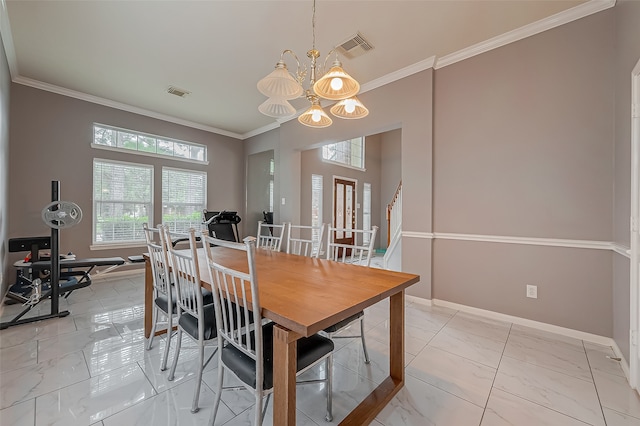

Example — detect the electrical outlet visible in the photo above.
[526,285,538,299]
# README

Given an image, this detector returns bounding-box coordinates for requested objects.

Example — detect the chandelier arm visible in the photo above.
[319,48,338,77]
[280,49,307,86]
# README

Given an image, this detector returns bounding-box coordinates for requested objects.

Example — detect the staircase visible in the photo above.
[383,181,402,270]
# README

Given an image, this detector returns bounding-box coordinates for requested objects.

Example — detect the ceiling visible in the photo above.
[1,0,600,139]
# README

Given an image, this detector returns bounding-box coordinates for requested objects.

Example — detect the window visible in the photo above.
[162,167,207,233]
[311,174,323,242]
[322,137,365,170]
[93,159,153,245]
[93,124,208,164]
[363,183,371,245]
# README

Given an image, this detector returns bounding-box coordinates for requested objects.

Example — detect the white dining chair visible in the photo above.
[143,223,176,371]
[203,233,334,425]
[285,223,325,257]
[164,227,216,414]
[324,225,378,364]
[256,220,285,251]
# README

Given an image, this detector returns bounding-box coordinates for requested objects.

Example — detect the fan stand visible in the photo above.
[0,181,73,329]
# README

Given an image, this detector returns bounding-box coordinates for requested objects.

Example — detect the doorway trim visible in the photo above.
[630,57,640,390]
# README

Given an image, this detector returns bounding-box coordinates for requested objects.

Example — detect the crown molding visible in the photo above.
[0,0,18,78]
[242,121,281,140]
[12,75,244,140]
[360,56,437,95]
[435,0,616,69]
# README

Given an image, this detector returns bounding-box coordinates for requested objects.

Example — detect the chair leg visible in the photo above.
[210,364,224,425]
[360,318,370,364]
[261,394,271,423]
[160,312,172,371]
[191,341,205,413]
[168,328,182,381]
[325,355,333,422]
[147,306,158,350]
[254,388,263,426]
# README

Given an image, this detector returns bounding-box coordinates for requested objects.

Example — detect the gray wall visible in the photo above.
[613,0,640,362]
[299,135,382,249]
[0,34,10,306]
[7,84,244,275]
[433,10,616,336]
[246,149,274,232]
[380,129,402,248]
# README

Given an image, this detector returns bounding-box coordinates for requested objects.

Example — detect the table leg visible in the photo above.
[144,258,153,339]
[273,324,299,426]
[340,290,405,425]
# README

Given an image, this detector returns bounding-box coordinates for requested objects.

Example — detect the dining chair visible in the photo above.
[143,223,176,371]
[163,227,216,414]
[324,225,378,364]
[202,233,335,425]
[286,223,325,257]
[256,220,285,251]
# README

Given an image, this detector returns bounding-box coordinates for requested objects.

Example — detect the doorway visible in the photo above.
[333,177,356,247]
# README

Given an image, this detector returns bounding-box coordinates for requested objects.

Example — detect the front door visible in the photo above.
[333,177,356,247]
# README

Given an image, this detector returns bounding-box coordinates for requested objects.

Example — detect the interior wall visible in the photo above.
[432,10,615,336]
[299,136,382,249]
[380,129,402,249]
[246,150,274,234]
[8,84,244,269]
[612,0,640,363]
[0,34,10,303]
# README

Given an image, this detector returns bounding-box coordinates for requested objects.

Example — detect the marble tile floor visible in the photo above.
[1,272,639,425]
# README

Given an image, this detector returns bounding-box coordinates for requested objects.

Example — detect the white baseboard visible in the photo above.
[432,298,614,346]
[406,294,433,307]
[611,339,632,383]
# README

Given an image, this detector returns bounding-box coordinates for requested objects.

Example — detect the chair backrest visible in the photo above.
[256,220,285,251]
[143,223,172,298]
[326,226,378,266]
[202,233,264,387]
[163,227,205,322]
[286,223,325,258]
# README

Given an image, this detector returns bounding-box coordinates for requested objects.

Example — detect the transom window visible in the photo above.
[93,159,153,245]
[162,167,207,233]
[93,123,208,164]
[322,137,365,170]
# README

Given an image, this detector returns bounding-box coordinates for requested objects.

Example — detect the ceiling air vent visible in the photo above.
[167,86,191,98]
[335,32,374,59]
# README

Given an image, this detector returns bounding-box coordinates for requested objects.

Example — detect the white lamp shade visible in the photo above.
[257,65,303,100]
[330,96,369,119]
[258,98,297,118]
[298,103,332,128]
[313,62,360,100]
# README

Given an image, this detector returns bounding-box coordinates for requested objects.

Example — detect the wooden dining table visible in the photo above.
[143,247,420,425]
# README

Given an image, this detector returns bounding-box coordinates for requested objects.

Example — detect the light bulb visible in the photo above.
[344,99,356,113]
[312,110,322,122]
[330,77,343,91]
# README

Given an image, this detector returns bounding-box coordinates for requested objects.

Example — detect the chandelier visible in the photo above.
[256,0,369,128]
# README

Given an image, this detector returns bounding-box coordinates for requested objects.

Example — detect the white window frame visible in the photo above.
[92,158,153,249]
[92,123,209,165]
[363,182,372,245]
[162,167,208,233]
[311,174,323,242]
[321,137,365,171]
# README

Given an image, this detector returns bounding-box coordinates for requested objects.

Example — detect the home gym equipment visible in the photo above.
[1,181,125,330]
[203,210,242,242]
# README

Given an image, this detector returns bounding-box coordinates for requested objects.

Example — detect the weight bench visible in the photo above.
[1,256,125,329]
